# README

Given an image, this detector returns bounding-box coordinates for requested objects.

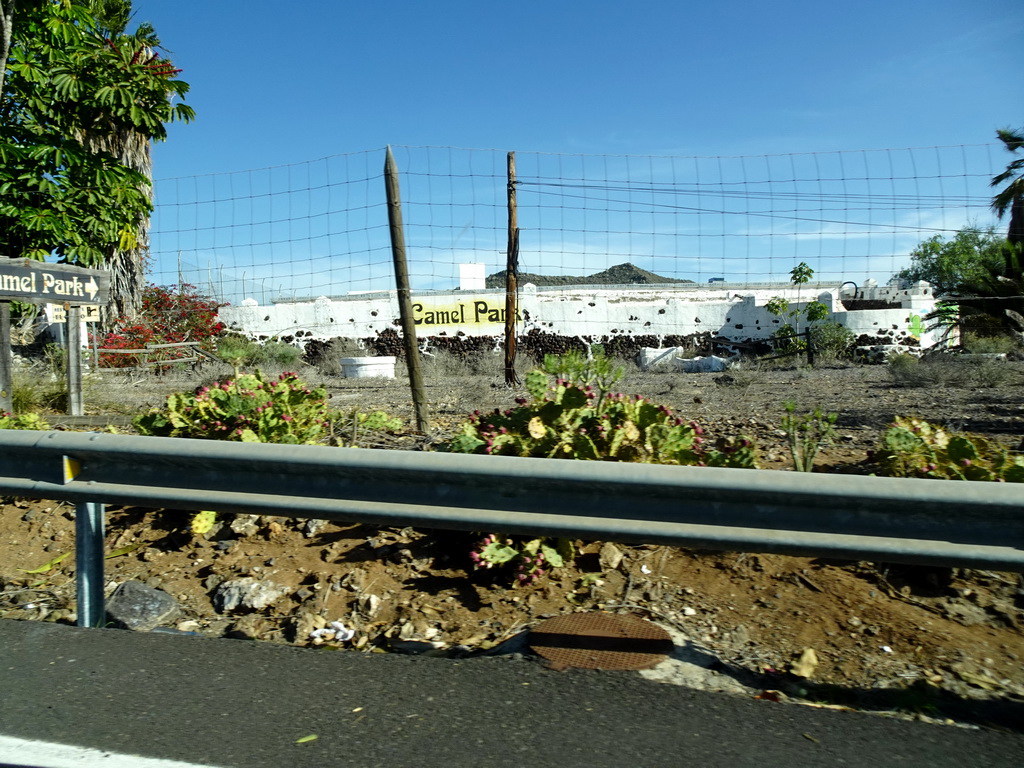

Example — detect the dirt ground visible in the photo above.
[2,354,1023,729]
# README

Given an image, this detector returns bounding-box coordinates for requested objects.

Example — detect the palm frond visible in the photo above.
[991,180,1024,216]
[996,127,1024,152]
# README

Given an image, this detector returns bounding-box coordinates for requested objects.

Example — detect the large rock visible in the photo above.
[212,578,288,613]
[105,580,183,631]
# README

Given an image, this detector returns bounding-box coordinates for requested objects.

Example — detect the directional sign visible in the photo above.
[46,304,101,324]
[0,258,109,305]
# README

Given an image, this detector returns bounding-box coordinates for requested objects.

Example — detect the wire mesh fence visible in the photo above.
[149,143,1006,305]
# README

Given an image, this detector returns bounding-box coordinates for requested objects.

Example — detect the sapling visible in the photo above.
[766,262,830,354]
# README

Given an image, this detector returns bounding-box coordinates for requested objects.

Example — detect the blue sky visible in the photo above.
[130,0,1024,299]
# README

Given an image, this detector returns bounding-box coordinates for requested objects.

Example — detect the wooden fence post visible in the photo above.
[384,146,430,433]
[504,152,520,386]
[0,304,12,413]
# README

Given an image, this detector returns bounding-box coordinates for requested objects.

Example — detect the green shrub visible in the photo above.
[10,359,96,414]
[808,321,856,361]
[887,352,1015,388]
[215,335,257,374]
[333,408,405,447]
[875,417,1024,482]
[254,340,303,368]
[42,343,66,378]
[0,412,50,430]
[11,373,44,414]
[886,352,921,381]
[133,370,329,444]
[962,332,1020,355]
[216,336,302,376]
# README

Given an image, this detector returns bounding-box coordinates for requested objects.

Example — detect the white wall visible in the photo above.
[219,280,943,350]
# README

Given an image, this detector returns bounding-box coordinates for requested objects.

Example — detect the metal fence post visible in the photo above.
[75,501,105,627]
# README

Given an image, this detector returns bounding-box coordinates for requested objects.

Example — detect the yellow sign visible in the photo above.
[62,456,81,484]
[411,298,518,329]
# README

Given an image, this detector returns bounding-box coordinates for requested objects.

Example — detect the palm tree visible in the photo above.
[81,1,192,322]
[987,127,1024,342]
[991,127,1024,250]
[81,95,153,322]
[82,0,147,322]
[927,128,1024,345]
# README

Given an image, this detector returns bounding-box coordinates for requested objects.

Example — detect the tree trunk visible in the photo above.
[80,119,152,324]
[0,0,16,98]
[1007,195,1023,248]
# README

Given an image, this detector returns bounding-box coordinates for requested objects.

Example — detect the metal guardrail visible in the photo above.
[1,430,1022,627]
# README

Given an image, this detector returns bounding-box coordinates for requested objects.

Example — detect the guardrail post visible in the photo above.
[66,304,84,416]
[75,501,105,627]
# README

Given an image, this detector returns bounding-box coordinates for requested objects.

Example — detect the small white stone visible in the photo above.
[329,621,355,642]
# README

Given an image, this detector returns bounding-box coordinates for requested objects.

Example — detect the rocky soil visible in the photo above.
[2,354,1023,730]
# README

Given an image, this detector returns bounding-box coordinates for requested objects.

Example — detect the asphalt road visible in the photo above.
[0,619,1021,768]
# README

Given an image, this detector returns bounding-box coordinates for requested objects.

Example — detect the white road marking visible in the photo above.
[0,735,220,768]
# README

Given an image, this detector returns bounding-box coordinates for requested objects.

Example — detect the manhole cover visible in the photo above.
[528,612,674,671]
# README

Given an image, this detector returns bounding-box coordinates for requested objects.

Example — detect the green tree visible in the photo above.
[0,0,192,318]
[86,0,130,35]
[893,226,1007,295]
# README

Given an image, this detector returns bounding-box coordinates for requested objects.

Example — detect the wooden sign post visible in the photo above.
[0,259,110,416]
[0,304,11,413]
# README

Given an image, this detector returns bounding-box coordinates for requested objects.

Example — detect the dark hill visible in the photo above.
[485,262,692,289]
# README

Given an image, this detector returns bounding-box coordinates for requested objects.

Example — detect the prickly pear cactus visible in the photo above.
[876,417,1024,482]
[444,370,756,468]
